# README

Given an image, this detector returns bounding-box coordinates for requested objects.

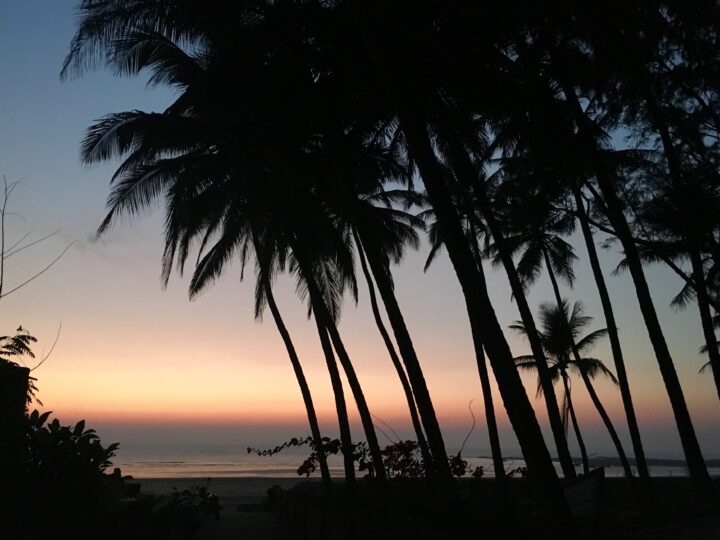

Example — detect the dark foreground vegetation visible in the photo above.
[267,476,720,539]
[3,420,220,539]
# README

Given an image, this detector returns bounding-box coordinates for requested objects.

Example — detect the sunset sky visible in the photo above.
[1,2,718,458]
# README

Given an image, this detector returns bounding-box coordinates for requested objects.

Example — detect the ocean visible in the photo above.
[112,443,720,479]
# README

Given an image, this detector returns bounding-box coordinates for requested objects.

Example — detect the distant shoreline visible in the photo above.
[479,456,720,468]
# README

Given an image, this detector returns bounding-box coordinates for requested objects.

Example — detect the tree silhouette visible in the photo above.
[512,301,621,475]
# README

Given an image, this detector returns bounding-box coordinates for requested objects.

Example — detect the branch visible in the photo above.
[4,229,61,259]
[0,242,75,299]
[31,322,62,372]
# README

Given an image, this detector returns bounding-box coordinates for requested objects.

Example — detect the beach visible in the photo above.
[137,477,308,540]
[135,475,720,539]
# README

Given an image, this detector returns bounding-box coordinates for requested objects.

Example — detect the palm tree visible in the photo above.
[537,7,715,500]
[500,195,633,479]
[444,144,577,481]
[322,2,570,517]
[572,186,653,500]
[512,301,622,475]
[423,206,506,483]
[354,233,432,468]
[62,0,390,483]
[333,181,453,481]
[632,176,720,402]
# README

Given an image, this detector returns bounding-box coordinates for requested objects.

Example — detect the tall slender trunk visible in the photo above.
[469,229,506,481]
[446,140,575,480]
[353,231,433,468]
[399,112,570,521]
[640,74,720,401]
[690,249,720,400]
[264,283,332,490]
[559,81,715,500]
[573,185,653,496]
[320,307,387,482]
[359,232,452,483]
[579,371,633,478]
[481,208,576,479]
[542,248,633,480]
[291,242,386,482]
[314,314,356,483]
[561,373,589,475]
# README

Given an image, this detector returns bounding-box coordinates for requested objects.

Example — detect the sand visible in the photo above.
[137,477,310,540]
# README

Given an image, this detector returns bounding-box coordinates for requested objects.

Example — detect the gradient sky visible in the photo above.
[1,2,718,458]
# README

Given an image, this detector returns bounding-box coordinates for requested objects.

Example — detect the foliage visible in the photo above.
[25,409,118,482]
[381,440,425,479]
[171,482,222,521]
[0,327,37,365]
[16,408,223,539]
[251,435,479,480]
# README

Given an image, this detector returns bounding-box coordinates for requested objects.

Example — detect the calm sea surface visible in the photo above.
[113,443,720,479]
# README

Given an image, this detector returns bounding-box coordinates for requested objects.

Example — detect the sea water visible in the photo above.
[113,443,720,479]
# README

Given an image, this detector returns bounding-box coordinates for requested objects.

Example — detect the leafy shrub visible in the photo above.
[26,409,118,483]
[250,435,478,479]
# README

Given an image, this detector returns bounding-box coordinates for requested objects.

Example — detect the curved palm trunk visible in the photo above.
[469,231,506,481]
[561,373,589,475]
[542,248,633,480]
[300,269,387,483]
[264,283,332,490]
[443,138,575,480]
[399,112,570,521]
[320,311,387,482]
[290,243,386,482]
[559,81,715,500]
[358,233,453,483]
[481,209,576,480]
[573,186,653,498]
[579,371,633,479]
[314,315,356,483]
[640,77,720,403]
[354,232,432,469]
[690,249,720,401]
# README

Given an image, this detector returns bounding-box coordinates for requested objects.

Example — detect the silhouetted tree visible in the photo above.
[512,302,621,475]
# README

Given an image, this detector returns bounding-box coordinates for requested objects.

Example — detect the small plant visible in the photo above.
[25,409,120,497]
[381,440,425,479]
[172,481,222,521]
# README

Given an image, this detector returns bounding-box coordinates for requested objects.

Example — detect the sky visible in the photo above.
[0,1,718,459]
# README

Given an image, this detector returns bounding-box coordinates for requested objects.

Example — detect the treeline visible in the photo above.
[62,0,720,519]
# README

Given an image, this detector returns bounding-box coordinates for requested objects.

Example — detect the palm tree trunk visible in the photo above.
[559,81,715,500]
[579,371,634,479]
[290,243,386,482]
[639,74,720,402]
[264,282,332,490]
[313,314,356,484]
[690,248,720,400]
[542,248,633,480]
[469,229,506,481]
[320,309,387,482]
[479,202,576,480]
[561,374,590,475]
[442,137,575,480]
[353,231,433,469]
[358,232,453,483]
[399,111,570,521]
[573,185,653,497]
